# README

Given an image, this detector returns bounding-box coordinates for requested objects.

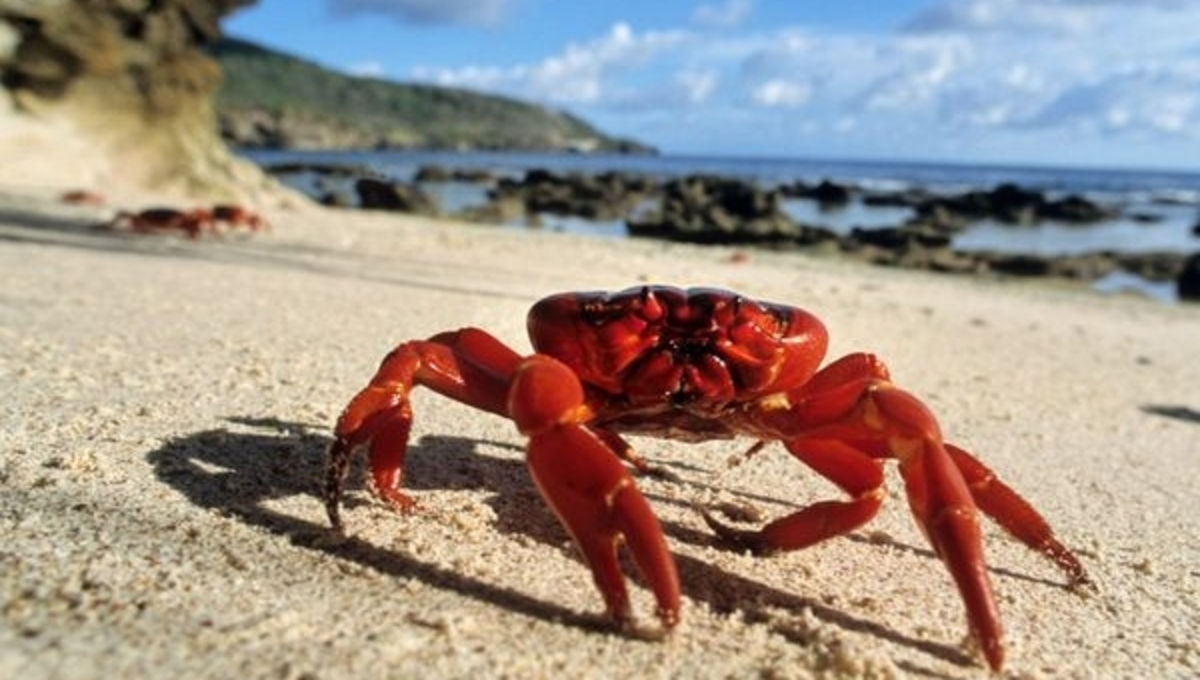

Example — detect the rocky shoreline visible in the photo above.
[262,160,1200,301]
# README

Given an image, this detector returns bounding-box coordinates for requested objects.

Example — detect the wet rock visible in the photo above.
[983,253,1054,277]
[846,225,951,250]
[355,178,439,215]
[860,187,932,208]
[451,168,496,184]
[782,179,853,206]
[266,161,379,178]
[1048,253,1120,280]
[453,195,524,224]
[412,165,495,184]
[1117,252,1186,282]
[912,183,1115,225]
[485,168,657,222]
[1177,253,1200,301]
[1127,211,1164,224]
[413,165,453,182]
[318,191,356,208]
[628,174,835,246]
[1040,194,1115,223]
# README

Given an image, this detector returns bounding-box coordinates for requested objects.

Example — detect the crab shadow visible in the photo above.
[148,418,982,674]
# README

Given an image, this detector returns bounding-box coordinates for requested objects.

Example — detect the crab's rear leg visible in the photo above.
[510,355,681,632]
[326,328,521,530]
[742,353,1005,668]
[946,444,1091,588]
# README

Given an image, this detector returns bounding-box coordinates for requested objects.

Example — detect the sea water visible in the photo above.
[243,149,1200,299]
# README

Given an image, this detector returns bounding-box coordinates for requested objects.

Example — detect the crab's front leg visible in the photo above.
[510,355,681,632]
[326,328,522,529]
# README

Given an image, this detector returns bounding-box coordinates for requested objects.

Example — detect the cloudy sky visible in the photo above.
[225,0,1200,170]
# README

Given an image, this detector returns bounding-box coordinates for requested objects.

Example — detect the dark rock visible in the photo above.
[1118,252,1186,282]
[860,187,932,208]
[912,183,1114,226]
[1041,194,1115,223]
[808,179,852,206]
[355,178,439,215]
[453,195,523,224]
[839,225,965,274]
[782,179,853,206]
[971,251,1124,280]
[266,161,378,178]
[983,253,1053,277]
[485,167,656,222]
[627,174,835,246]
[989,183,1044,223]
[412,164,496,185]
[1127,211,1164,224]
[1048,253,1120,280]
[451,168,496,184]
[414,165,452,182]
[319,191,356,208]
[1177,253,1200,301]
[847,226,951,250]
[927,249,982,275]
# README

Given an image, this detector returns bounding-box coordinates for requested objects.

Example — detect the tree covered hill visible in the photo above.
[209,38,654,154]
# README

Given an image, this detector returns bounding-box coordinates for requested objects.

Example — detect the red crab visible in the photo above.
[109,208,214,239]
[60,189,106,206]
[326,285,1090,670]
[211,204,269,233]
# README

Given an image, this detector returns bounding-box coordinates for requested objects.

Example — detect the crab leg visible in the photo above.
[751,353,1005,669]
[946,444,1091,587]
[707,439,886,554]
[511,355,681,630]
[326,328,522,529]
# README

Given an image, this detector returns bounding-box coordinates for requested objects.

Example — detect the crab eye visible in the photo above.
[639,289,665,322]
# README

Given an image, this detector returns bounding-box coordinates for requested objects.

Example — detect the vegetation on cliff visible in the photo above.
[209,37,655,154]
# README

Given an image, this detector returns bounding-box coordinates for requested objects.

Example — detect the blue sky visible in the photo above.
[225,1,1200,170]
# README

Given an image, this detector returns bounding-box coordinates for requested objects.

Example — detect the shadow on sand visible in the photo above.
[145,416,1053,674]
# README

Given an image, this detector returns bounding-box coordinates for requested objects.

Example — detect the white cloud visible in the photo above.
[327,0,513,26]
[1023,67,1200,137]
[406,1,1200,163]
[693,0,754,28]
[676,69,720,104]
[902,0,1093,35]
[412,23,690,105]
[750,79,812,108]
[856,36,972,111]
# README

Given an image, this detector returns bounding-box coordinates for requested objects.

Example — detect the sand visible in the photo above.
[1,186,1198,679]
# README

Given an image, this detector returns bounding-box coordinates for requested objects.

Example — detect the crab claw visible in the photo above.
[511,355,681,631]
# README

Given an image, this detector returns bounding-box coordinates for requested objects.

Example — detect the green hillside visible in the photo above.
[209,38,654,153]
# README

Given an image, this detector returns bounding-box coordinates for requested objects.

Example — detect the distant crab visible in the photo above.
[211,204,269,233]
[60,189,106,206]
[108,205,268,239]
[109,208,215,239]
[326,285,1090,670]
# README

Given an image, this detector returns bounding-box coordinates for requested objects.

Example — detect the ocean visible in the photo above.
[243,149,1200,299]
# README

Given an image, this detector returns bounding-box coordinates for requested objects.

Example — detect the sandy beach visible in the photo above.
[2,188,1198,678]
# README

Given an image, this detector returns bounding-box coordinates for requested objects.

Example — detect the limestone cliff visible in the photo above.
[0,0,281,201]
